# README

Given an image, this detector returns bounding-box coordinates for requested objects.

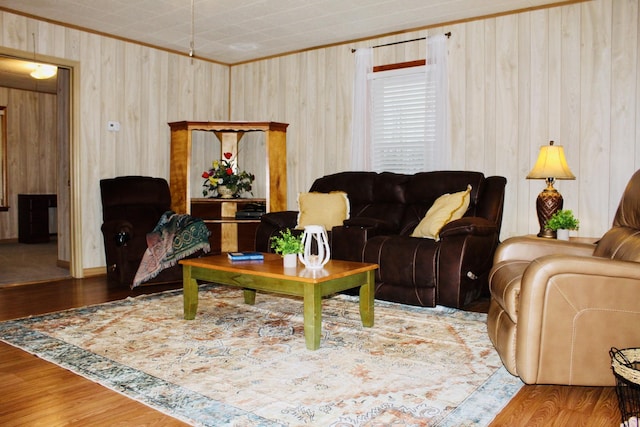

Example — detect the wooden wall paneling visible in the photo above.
[456,23,470,170]
[100,37,118,180]
[8,0,640,264]
[1,11,231,269]
[146,50,168,178]
[123,43,143,177]
[483,20,498,176]
[324,48,339,171]
[547,8,562,139]
[495,15,521,237]
[79,32,104,265]
[40,95,57,192]
[530,10,549,157]
[226,0,640,241]
[57,68,71,263]
[335,47,352,171]
[523,12,541,236]
[559,4,582,230]
[0,88,57,241]
[314,49,327,172]
[271,57,285,121]
[282,55,302,199]
[610,0,639,223]
[580,0,612,236]
[14,92,30,192]
[300,51,315,190]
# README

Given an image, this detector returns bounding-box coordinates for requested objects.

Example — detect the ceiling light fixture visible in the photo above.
[189,0,195,62]
[30,32,57,80]
[30,64,57,79]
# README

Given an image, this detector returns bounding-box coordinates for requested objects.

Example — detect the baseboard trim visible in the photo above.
[83,266,107,278]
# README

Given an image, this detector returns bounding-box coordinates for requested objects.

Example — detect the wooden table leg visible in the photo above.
[183,265,199,320]
[243,289,256,305]
[303,282,322,350]
[359,270,374,327]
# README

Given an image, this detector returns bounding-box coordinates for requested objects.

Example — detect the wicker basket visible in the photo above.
[611,347,640,427]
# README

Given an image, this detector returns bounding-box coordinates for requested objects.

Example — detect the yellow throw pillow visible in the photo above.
[411,185,472,240]
[296,191,350,230]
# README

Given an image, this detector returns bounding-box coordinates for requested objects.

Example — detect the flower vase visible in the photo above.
[217,185,235,199]
[283,253,297,268]
[556,229,570,241]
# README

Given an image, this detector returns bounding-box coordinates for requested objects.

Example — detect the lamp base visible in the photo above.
[538,228,557,239]
[536,184,563,238]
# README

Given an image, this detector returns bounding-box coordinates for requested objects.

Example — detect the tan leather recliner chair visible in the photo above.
[487,169,640,386]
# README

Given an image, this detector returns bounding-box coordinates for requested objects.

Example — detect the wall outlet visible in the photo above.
[107,121,120,132]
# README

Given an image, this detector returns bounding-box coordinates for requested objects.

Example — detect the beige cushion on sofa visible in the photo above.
[411,185,471,240]
[296,191,350,230]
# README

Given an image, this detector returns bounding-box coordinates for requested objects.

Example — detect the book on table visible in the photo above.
[228,251,265,261]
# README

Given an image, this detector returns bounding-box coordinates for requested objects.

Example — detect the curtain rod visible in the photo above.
[351,32,451,53]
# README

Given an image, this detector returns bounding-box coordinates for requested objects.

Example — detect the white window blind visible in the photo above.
[370,65,440,174]
[370,67,427,173]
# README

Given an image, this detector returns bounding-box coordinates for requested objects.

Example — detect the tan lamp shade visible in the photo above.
[527,141,575,238]
[526,141,575,180]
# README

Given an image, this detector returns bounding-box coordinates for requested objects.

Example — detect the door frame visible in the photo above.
[0,46,82,277]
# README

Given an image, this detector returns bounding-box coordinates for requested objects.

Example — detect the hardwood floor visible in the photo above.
[0,277,189,427]
[0,276,623,426]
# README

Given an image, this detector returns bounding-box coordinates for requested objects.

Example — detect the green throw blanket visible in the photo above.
[132,211,210,288]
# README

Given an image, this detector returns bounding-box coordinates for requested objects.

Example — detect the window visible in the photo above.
[370,66,430,174]
[351,35,448,173]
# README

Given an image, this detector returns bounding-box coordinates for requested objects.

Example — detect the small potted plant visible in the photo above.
[545,209,579,240]
[270,229,304,267]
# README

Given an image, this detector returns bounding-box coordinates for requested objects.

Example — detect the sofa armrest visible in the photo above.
[260,211,299,228]
[342,217,396,233]
[438,217,497,239]
[255,211,299,252]
[437,221,501,307]
[516,255,640,385]
[493,235,596,264]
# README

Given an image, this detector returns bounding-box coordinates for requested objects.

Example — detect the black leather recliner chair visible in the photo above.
[100,176,185,287]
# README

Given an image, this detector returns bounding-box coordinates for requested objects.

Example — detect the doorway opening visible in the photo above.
[0,51,80,285]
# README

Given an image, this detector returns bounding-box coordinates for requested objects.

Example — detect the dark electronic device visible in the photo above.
[235,202,266,219]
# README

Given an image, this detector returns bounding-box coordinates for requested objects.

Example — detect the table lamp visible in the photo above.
[526,140,575,238]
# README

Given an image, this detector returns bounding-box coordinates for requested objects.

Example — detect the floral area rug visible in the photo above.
[0,284,522,426]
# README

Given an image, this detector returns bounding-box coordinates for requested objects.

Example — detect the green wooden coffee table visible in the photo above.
[180,253,378,350]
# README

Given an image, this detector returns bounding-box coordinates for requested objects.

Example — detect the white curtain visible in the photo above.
[351,48,373,170]
[426,34,450,169]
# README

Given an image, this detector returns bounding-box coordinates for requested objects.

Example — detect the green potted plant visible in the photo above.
[270,228,304,267]
[545,209,579,240]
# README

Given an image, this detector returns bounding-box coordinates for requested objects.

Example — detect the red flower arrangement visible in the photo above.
[202,152,255,198]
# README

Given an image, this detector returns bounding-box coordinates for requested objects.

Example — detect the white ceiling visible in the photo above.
[1,0,574,65]
[0,0,578,94]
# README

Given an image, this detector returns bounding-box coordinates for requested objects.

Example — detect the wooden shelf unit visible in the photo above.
[190,198,266,253]
[168,121,288,252]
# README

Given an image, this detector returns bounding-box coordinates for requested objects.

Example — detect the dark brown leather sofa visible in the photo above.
[255,171,507,308]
